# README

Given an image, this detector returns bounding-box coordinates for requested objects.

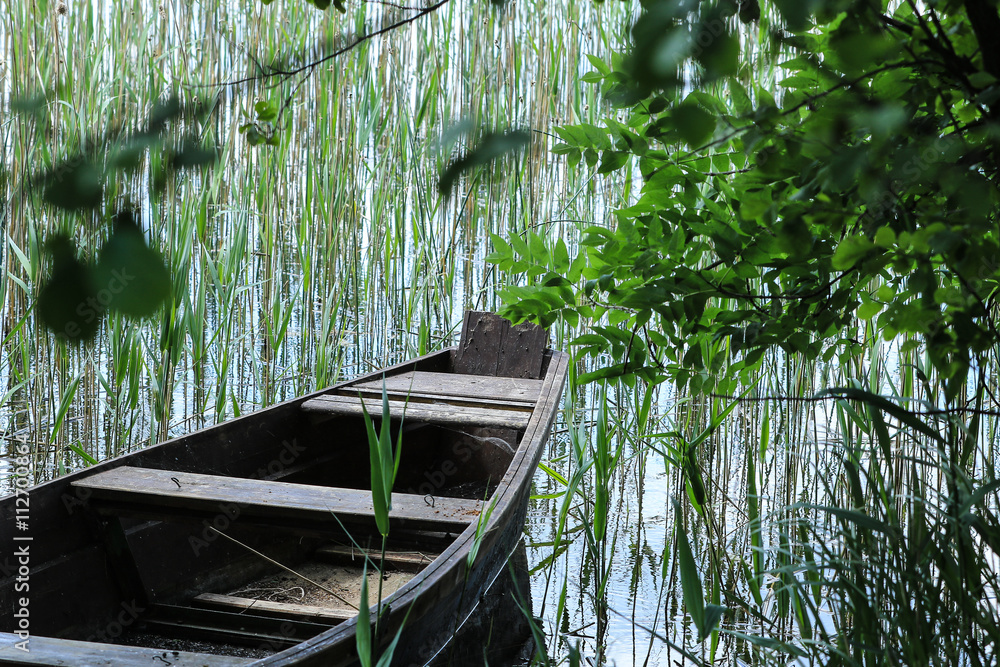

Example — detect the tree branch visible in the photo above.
[964,0,1000,79]
[218,0,453,88]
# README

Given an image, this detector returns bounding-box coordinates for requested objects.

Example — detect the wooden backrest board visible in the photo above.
[453,311,548,379]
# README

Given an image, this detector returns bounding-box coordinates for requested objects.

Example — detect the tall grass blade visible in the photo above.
[359,377,404,538]
[674,502,725,642]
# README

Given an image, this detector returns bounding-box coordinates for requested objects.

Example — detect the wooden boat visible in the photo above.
[0,312,568,666]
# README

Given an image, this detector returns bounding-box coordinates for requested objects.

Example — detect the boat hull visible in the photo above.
[1,321,569,667]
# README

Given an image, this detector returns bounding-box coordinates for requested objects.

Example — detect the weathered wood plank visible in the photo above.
[71,467,481,533]
[315,543,437,572]
[349,371,542,404]
[334,388,532,411]
[91,516,149,610]
[300,395,531,429]
[194,593,355,624]
[144,604,328,648]
[454,311,547,379]
[0,633,252,666]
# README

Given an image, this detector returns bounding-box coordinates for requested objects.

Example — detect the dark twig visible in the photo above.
[219,0,452,88]
[706,392,1000,418]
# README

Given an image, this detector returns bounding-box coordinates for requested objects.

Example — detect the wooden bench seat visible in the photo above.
[300,370,541,429]
[315,543,437,572]
[141,604,329,649]
[348,371,542,403]
[193,593,355,624]
[0,632,252,666]
[300,394,531,429]
[71,467,481,533]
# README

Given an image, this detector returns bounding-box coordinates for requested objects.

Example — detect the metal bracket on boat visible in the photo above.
[424,494,435,508]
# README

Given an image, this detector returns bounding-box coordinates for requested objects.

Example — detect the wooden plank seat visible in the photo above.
[71,467,482,533]
[347,371,543,404]
[193,593,355,624]
[141,604,330,649]
[301,394,532,429]
[0,632,253,666]
[315,543,437,572]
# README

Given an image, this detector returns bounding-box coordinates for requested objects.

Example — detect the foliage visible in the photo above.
[22,96,217,341]
[438,128,532,197]
[776,388,1000,666]
[359,378,404,539]
[492,0,1000,401]
[37,211,171,341]
[675,503,726,643]
[239,99,282,147]
[491,0,1000,662]
[355,560,408,667]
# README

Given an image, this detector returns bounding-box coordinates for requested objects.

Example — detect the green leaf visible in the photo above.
[694,29,739,80]
[703,604,726,638]
[254,99,278,122]
[41,160,103,210]
[94,211,171,318]
[857,301,882,320]
[773,0,818,31]
[553,239,570,274]
[148,96,181,134]
[874,226,896,248]
[67,442,99,466]
[11,93,47,117]
[738,0,760,23]
[674,505,723,641]
[586,54,611,76]
[360,377,403,539]
[876,284,895,301]
[438,129,531,197]
[672,102,715,147]
[361,393,390,538]
[598,150,630,173]
[820,387,944,443]
[36,235,101,343]
[831,237,875,270]
[171,140,218,169]
[723,631,806,657]
[794,503,892,534]
[356,562,372,667]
